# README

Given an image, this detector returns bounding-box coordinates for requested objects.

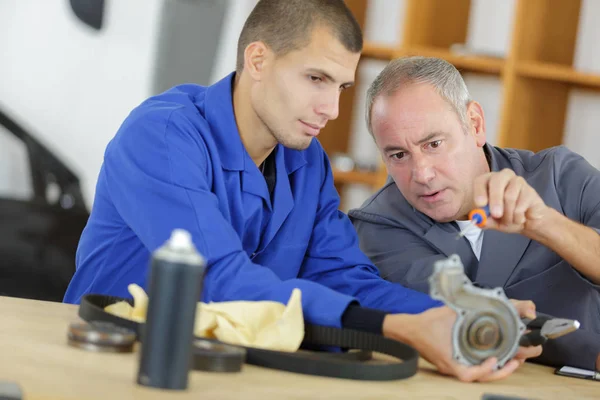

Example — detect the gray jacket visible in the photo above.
[349,144,600,370]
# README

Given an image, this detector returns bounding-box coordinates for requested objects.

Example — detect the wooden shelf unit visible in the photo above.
[516,61,600,90]
[322,0,600,197]
[362,44,505,75]
[332,169,381,186]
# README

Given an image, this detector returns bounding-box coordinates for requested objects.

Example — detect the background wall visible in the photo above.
[0,0,164,205]
[0,0,256,207]
[1,0,599,212]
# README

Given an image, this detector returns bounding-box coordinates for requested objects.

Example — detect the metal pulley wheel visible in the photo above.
[429,254,526,368]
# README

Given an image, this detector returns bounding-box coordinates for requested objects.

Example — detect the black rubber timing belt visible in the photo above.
[79,294,419,381]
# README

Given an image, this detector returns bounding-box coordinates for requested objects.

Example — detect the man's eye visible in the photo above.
[309,75,322,83]
[391,152,405,160]
[429,140,442,149]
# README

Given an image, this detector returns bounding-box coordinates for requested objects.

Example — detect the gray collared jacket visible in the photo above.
[350,144,600,370]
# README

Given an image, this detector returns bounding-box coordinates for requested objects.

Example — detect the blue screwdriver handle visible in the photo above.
[468,205,491,227]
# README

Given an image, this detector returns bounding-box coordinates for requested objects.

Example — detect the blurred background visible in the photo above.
[3,0,600,211]
[1,0,600,300]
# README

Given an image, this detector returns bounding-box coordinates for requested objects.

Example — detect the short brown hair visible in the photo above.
[236,0,363,73]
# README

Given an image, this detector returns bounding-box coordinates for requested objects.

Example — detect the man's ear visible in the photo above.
[466,101,486,147]
[244,41,269,81]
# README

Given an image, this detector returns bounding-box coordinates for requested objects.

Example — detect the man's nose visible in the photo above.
[316,90,340,121]
[412,156,435,184]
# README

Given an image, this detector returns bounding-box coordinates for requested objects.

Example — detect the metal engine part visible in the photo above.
[429,254,526,368]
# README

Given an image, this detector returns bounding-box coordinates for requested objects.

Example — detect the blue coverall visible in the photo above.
[64,73,440,327]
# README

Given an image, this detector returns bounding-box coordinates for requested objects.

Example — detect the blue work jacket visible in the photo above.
[64,73,440,327]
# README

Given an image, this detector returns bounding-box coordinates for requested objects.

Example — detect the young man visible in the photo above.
[64,1,539,381]
[350,56,600,371]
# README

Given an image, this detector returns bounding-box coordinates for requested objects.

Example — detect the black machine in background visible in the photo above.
[0,109,89,302]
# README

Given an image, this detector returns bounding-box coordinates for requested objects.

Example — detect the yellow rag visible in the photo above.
[104,284,304,352]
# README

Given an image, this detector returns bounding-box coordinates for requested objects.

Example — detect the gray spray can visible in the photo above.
[136,229,206,390]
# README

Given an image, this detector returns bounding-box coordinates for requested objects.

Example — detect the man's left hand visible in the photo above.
[473,169,549,235]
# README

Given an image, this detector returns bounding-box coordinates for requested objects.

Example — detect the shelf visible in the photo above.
[333,168,380,186]
[516,61,600,90]
[362,42,395,60]
[362,42,505,75]
[403,46,504,75]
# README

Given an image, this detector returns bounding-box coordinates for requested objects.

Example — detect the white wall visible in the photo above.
[0,0,164,207]
[0,0,253,208]
[465,0,515,58]
[363,0,406,48]
[210,0,258,84]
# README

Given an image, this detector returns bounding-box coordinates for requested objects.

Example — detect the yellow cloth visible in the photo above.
[104,284,304,352]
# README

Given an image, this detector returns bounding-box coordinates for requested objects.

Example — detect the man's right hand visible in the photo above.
[383,303,541,382]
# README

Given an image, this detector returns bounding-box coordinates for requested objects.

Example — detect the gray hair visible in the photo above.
[365,56,472,136]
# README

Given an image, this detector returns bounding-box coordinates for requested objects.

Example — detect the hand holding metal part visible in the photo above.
[429,254,580,368]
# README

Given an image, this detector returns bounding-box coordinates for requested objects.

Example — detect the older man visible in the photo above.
[350,56,600,371]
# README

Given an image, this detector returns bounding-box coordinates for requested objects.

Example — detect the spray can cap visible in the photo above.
[168,229,194,251]
[155,228,206,267]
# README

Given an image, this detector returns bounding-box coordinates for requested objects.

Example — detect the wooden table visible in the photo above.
[0,296,598,400]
